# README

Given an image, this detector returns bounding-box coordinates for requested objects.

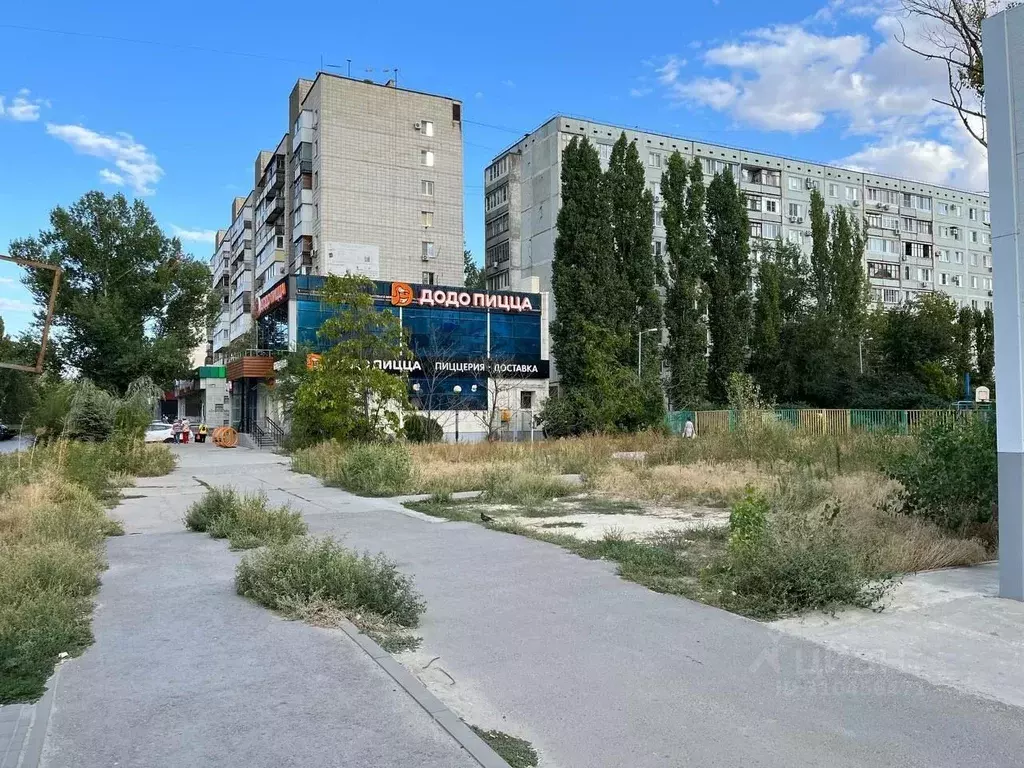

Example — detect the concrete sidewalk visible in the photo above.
[169,447,1024,768]
[20,447,484,768]
[775,563,1024,709]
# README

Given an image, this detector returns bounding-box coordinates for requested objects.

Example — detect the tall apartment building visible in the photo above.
[209,194,254,356]
[209,73,464,362]
[484,116,992,312]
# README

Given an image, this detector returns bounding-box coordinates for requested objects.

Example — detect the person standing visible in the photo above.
[182,417,191,445]
[172,419,182,444]
[683,418,695,439]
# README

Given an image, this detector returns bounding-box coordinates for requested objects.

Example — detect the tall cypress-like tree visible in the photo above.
[662,155,710,408]
[750,251,782,398]
[705,169,751,403]
[809,189,832,314]
[829,205,868,347]
[976,307,995,389]
[606,133,661,376]
[550,137,618,392]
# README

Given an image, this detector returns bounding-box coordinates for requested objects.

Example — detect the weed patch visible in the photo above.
[470,727,538,768]
[185,488,306,549]
[236,537,425,628]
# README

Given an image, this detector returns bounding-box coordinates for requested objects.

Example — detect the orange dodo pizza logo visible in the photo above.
[391,282,414,307]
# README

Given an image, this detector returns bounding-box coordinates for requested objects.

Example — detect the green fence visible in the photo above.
[666,408,983,437]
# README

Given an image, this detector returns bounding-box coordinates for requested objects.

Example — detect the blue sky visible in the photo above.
[0,0,987,337]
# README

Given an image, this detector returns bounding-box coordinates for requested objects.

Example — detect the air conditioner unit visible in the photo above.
[413,121,422,131]
[920,281,929,288]
[892,229,899,236]
[852,200,860,207]
[989,266,994,272]
[803,230,812,237]
[788,216,798,223]
[805,178,814,189]
[902,255,909,261]
[797,217,804,224]
[950,227,959,236]
[875,202,884,209]
[989,290,994,296]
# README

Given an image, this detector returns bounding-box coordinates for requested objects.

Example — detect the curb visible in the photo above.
[335,617,510,768]
[18,664,60,768]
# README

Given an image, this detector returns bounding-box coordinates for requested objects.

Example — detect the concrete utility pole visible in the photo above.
[984,5,1024,599]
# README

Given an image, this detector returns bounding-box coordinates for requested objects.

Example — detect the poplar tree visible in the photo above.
[705,169,751,403]
[662,155,710,408]
[550,137,618,392]
[606,133,661,378]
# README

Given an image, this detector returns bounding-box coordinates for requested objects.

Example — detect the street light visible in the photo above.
[638,327,660,379]
[453,385,462,443]
[858,335,873,375]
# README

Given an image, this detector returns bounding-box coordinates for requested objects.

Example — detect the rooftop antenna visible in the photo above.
[383,67,399,87]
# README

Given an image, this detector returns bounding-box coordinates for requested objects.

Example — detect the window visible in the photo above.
[986,300,993,310]
[939,225,959,240]
[918,268,932,281]
[940,273,949,286]
[747,195,761,212]
[788,176,801,191]
[750,221,762,238]
[654,240,663,257]
[984,210,991,224]
[971,252,978,266]
[486,241,510,266]
[787,230,803,246]
[846,186,859,201]
[950,204,962,217]
[903,193,931,211]
[597,144,613,167]
[520,391,535,410]
[868,261,899,279]
[422,120,434,137]
[421,150,434,167]
[955,250,964,264]
[983,232,992,245]
[952,274,962,287]
[485,157,508,182]
[421,179,434,196]
[883,289,900,304]
[648,152,661,168]
[984,254,992,268]
[788,202,802,218]
[904,265,911,280]
[867,187,880,201]
[867,237,897,254]
[765,198,778,213]
[938,249,950,262]
[655,209,664,226]
[485,184,508,211]
[649,181,661,198]
[972,299,979,309]
[905,242,932,259]
[970,230,979,244]
[938,202,949,215]
[487,271,510,290]
[763,222,780,239]
[421,241,435,259]
[902,217,915,231]
[486,213,509,239]
[969,207,978,221]
[422,271,435,285]
[313,139,318,157]
[985,277,993,290]
[764,170,781,187]
[421,211,433,228]
[971,276,978,289]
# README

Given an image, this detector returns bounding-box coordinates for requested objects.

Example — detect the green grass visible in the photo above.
[184,488,307,550]
[539,521,586,529]
[482,469,576,505]
[470,727,538,768]
[0,439,168,704]
[235,537,425,628]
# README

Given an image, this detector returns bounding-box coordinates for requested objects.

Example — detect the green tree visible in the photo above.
[291,274,409,444]
[829,205,868,347]
[0,319,40,425]
[809,189,832,314]
[976,306,995,389]
[952,306,975,389]
[662,155,710,408]
[550,137,620,392]
[463,248,485,290]
[750,251,782,398]
[705,169,751,404]
[875,293,962,404]
[606,133,663,424]
[11,191,215,392]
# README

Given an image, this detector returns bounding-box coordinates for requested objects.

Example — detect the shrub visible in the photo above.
[404,414,443,444]
[184,487,239,532]
[333,443,413,496]
[722,490,883,619]
[185,488,306,549]
[291,440,347,478]
[885,416,997,532]
[235,537,424,627]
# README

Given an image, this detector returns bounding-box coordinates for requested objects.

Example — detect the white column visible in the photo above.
[985,5,1024,599]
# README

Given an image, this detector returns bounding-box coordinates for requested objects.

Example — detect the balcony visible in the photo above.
[255,195,284,230]
[259,156,285,198]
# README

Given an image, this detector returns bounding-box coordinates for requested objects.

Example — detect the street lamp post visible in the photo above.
[452,385,462,443]
[638,327,660,379]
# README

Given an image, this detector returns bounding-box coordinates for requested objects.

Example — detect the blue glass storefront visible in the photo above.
[256,276,546,411]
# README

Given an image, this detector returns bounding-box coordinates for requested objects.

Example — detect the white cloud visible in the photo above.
[474,91,484,99]
[0,298,35,313]
[657,3,988,189]
[170,225,217,244]
[99,168,125,186]
[45,123,163,195]
[0,89,46,122]
[630,87,653,98]
[501,79,516,88]
[0,277,14,285]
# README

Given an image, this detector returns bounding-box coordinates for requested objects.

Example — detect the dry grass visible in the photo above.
[594,461,773,506]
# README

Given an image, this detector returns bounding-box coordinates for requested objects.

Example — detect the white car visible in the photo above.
[144,421,175,443]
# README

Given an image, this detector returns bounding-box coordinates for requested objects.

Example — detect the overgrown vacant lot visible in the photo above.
[293,420,994,619]
[0,440,175,703]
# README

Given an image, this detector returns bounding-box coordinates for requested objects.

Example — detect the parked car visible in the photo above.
[0,423,15,441]
[144,421,175,443]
